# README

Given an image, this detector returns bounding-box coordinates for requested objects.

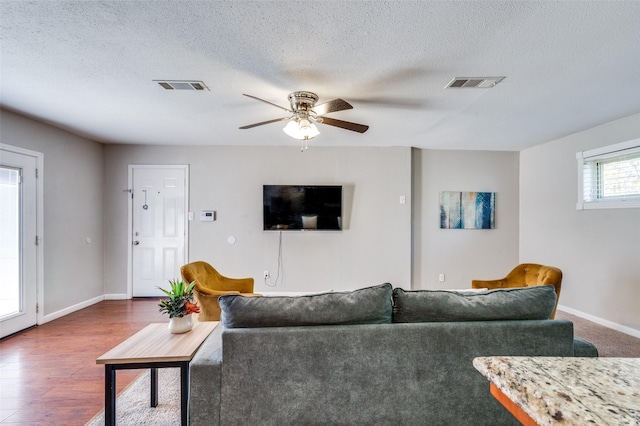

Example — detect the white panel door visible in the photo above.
[131,166,188,297]
[0,147,39,338]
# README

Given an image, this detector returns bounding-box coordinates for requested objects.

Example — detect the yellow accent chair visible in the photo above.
[180,261,260,321]
[471,263,563,319]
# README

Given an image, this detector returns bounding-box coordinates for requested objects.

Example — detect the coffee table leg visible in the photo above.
[180,363,189,426]
[105,365,116,426]
[150,368,158,407]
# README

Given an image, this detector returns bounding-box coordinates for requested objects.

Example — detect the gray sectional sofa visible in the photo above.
[189,284,597,426]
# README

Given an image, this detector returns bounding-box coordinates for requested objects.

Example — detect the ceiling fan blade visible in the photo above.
[239,116,291,129]
[242,94,292,113]
[318,117,369,133]
[313,98,353,115]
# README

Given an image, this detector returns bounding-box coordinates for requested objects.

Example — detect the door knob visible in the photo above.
[133,241,140,245]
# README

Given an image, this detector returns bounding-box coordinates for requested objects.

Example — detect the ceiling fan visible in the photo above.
[239,91,369,149]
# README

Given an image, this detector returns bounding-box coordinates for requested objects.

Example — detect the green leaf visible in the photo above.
[157,278,196,318]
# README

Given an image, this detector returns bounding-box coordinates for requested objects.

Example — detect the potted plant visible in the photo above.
[158,279,200,333]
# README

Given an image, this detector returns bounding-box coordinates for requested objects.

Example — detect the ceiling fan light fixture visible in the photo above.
[283,118,320,140]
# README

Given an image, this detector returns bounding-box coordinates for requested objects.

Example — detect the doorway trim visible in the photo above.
[0,143,44,327]
[126,164,190,299]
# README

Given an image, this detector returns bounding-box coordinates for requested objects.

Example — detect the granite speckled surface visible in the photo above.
[473,356,640,425]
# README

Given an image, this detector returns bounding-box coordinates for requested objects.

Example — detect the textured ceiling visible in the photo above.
[1,1,639,151]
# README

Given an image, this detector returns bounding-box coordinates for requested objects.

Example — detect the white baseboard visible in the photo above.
[41,295,104,324]
[105,293,129,300]
[558,304,640,339]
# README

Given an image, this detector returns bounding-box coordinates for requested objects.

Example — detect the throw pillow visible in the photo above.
[392,285,556,323]
[219,283,393,328]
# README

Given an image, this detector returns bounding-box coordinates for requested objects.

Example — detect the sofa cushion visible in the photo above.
[392,285,557,323]
[219,283,393,328]
[573,337,599,357]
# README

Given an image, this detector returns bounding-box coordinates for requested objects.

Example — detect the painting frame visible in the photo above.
[440,191,495,229]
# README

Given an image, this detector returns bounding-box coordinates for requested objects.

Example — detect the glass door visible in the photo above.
[0,147,39,338]
[0,167,20,318]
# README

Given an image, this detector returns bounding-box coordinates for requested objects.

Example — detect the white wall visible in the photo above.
[520,112,640,334]
[412,149,520,289]
[0,109,105,316]
[104,145,413,295]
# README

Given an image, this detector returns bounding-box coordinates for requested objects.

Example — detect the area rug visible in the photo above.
[85,368,180,426]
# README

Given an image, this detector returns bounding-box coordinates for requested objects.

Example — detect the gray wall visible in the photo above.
[4,107,639,337]
[520,112,640,334]
[412,149,520,289]
[1,109,105,316]
[103,145,413,295]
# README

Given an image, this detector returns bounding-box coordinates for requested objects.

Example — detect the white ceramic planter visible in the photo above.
[168,314,193,334]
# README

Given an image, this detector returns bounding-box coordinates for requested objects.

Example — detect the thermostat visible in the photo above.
[200,210,216,221]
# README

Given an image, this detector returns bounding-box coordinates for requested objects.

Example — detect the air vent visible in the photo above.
[154,80,209,91]
[445,77,505,89]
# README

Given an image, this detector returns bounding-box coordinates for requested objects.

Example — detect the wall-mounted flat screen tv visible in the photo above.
[263,185,342,231]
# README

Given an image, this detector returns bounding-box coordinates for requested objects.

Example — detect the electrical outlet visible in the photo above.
[264,270,269,279]
[438,273,445,282]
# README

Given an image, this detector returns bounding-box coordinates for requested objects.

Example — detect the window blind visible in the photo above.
[577,139,640,209]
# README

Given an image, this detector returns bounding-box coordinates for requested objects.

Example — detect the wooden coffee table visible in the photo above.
[96,321,218,426]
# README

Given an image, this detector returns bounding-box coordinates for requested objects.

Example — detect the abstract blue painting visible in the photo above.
[440,191,495,229]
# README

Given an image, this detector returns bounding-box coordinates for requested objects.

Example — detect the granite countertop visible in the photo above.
[473,356,640,426]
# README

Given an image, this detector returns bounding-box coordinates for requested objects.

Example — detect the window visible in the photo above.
[577,138,640,209]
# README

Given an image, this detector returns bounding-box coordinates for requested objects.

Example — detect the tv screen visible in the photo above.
[263,185,342,231]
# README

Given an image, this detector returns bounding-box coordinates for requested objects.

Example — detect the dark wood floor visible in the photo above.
[0,299,164,425]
